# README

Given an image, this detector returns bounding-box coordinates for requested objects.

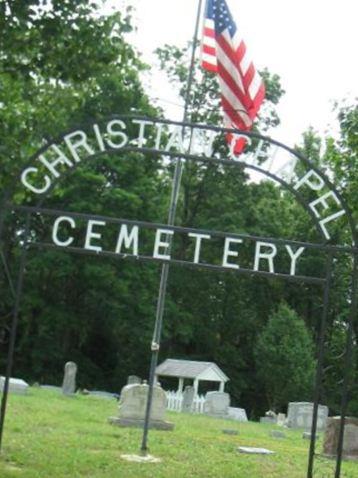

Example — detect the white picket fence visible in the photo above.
[166,390,206,414]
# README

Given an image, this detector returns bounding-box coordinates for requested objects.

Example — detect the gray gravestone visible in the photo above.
[109,383,174,430]
[222,429,239,435]
[287,402,328,430]
[228,407,248,422]
[127,375,141,385]
[260,410,277,425]
[182,386,195,413]
[277,413,286,426]
[270,430,286,439]
[62,361,77,395]
[0,376,29,395]
[203,391,230,418]
[260,417,277,424]
[323,417,358,460]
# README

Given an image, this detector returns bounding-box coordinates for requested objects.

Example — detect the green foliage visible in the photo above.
[254,303,315,411]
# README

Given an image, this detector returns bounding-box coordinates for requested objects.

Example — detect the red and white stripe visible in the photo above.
[201,18,265,153]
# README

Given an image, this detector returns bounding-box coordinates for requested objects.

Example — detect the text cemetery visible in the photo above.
[49,214,307,278]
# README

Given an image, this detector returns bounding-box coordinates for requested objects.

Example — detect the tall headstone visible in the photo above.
[203,391,230,418]
[323,417,358,460]
[277,413,286,427]
[109,383,174,430]
[287,402,328,430]
[182,386,195,413]
[62,361,77,395]
[127,375,141,385]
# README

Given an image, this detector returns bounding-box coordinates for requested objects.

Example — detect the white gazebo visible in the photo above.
[155,359,229,396]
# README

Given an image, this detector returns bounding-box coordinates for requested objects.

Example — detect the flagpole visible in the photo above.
[140,0,204,455]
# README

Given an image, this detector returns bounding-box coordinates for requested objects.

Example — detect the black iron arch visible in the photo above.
[0,116,356,478]
[3,115,356,247]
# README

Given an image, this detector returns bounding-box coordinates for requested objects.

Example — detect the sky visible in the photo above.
[103,0,357,148]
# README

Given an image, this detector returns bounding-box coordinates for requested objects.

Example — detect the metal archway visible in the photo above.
[0,116,356,478]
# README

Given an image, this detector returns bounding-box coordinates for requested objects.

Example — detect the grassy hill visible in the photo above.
[0,388,356,477]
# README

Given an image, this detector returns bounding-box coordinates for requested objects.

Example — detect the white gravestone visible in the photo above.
[182,386,195,413]
[228,407,248,422]
[109,383,174,430]
[0,376,29,395]
[62,361,77,395]
[287,402,328,430]
[204,391,230,418]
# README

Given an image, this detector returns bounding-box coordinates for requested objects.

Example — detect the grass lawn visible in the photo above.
[0,388,357,478]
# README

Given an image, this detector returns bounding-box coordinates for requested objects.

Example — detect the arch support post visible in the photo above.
[334,253,358,478]
[307,252,333,478]
[0,213,30,452]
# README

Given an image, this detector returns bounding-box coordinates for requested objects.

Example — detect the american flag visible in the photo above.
[201,0,265,153]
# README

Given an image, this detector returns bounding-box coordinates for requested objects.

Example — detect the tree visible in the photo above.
[254,302,315,411]
[0,0,168,390]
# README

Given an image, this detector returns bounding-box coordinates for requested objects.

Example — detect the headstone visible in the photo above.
[222,429,239,435]
[0,376,29,395]
[127,375,141,385]
[260,410,277,424]
[238,447,275,455]
[228,407,248,422]
[287,402,328,430]
[62,361,77,395]
[182,386,195,413]
[269,430,286,439]
[108,383,174,430]
[260,417,277,424]
[277,413,286,426]
[203,391,230,418]
[302,432,320,440]
[323,416,358,460]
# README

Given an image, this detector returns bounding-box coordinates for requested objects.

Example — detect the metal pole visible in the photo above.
[1,248,16,300]
[0,213,30,451]
[307,252,333,478]
[140,0,204,455]
[334,253,358,478]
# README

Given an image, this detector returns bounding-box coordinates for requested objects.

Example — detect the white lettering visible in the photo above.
[38,144,73,179]
[285,245,305,276]
[115,225,139,255]
[309,191,345,240]
[64,130,95,163]
[254,242,277,273]
[154,123,164,150]
[93,124,106,152]
[222,238,243,269]
[21,167,51,194]
[132,119,153,148]
[106,120,128,149]
[153,228,174,260]
[319,210,346,240]
[52,216,75,247]
[84,220,106,252]
[165,127,185,154]
[294,169,325,192]
[188,233,211,264]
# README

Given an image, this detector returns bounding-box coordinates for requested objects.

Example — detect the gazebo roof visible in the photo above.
[155,359,229,382]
